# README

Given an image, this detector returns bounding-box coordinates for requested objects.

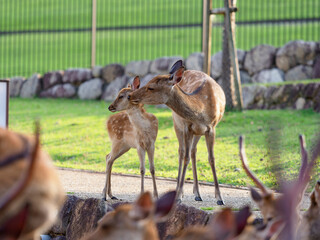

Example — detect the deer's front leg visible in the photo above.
[137,147,146,195]
[176,128,194,201]
[205,128,224,205]
[147,144,158,198]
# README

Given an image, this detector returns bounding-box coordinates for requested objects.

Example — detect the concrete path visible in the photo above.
[57,168,311,215]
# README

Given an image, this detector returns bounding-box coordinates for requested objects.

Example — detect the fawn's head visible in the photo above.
[84,191,176,240]
[108,76,142,112]
[128,60,185,105]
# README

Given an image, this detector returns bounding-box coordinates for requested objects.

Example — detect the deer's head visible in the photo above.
[108,76,142,112]
[83,191,176,240]
[128,60,185,105]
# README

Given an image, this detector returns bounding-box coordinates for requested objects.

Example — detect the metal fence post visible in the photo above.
[91,0,97,68]
[202,0,212,75]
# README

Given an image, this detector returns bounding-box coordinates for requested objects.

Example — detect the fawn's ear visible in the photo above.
[154,191,176,222]
[130,192,154,220]
[250,187,262,202]
[209,208,235,239]
[132,76,140,90]
[169,60,185,84]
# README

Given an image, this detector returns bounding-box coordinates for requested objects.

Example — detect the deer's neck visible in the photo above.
[126,106,150,131]
[166,85,205,123]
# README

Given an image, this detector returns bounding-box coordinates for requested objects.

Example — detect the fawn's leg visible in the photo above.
[147,144,158,198]
[191,135,202,201]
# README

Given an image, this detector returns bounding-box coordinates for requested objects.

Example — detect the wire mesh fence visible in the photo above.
[0,0,319,79]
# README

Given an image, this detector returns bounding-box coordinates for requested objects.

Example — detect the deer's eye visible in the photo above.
[118,96,124,99]
[147,87,154,91]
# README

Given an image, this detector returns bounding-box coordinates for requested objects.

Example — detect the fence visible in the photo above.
[0,0,319,79]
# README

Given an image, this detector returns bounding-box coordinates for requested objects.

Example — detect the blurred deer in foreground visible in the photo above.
[102,76,159,200]
[128,60,226,204]
[240,133,320,239]
[82,190,176,240]
[0,124,65,240]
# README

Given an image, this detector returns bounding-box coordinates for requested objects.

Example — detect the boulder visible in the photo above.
[244,44,276,75]
[49,195,78,236]
[285,65,313,81]
[39,84,76,98]
[295,97,306,110]
[157,204,210,240]
[185,52,204,71]
[252,68,284,84]
[20,73,41,98]
[78,78,104,100]
[312,54,320,79]
[242,85,267,109]
[92,66,103,78]
[301,82,320,99]
[65,198,108,240]
[62,68,92,85]
[237,49,246,69]
[9,77,24,97]
[125,60,151,77]
[101,75,130,101]
[276,40,317,71]
[210,51,223,79]
[101,64,125,83]
[150,56,183,74]
[240,70,252,84]
[43,71,63,90]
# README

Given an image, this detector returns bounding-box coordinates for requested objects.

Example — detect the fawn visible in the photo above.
[0,124,65,240]
[102,76,159,200]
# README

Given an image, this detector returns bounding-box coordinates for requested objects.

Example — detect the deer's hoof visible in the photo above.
[195,196,203,201]
[176,199,182,204]
[102,197,107,201]
[217,200,225,206]
[111,196,118,200]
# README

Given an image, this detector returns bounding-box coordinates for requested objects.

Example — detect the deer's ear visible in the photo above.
[132,76,140,90]
[130,192,154,220]
[169,60,183,74]
[154,191,176,222]
[209,208,235,238]
[170,67,185,84]
[250,187,262,202]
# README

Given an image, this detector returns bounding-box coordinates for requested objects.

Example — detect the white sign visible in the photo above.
[0,80,9,128]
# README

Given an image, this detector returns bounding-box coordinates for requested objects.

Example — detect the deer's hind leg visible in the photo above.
[102,144,130,200]
[191,135,202,201]
[147,144,158,198]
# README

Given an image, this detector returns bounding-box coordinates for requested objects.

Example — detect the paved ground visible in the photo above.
[57,168,311,215]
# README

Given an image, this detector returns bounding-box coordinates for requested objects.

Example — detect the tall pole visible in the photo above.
[202,0,212,75]
[91,0,97,68]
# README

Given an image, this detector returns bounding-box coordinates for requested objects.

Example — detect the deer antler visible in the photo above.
[239,136,268,195]
[0,122,40,213]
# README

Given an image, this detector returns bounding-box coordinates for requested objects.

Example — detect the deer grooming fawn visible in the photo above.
[0,123,65,240]
[82,190,176,240]
[102,76,159,200]
[128,60,226,205]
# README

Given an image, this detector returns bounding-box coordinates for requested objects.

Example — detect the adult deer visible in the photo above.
[0,124,65,240]
[82,191,176,240]
[128,60,226,204]
[102,76,159,200]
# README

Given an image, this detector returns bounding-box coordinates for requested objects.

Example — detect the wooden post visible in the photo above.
[91,0,97,68]
[224,0,243,109]
[221,0,242,110]
[202,0,212,75]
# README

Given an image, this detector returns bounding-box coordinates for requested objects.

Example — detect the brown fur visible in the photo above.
[129,61,226,203]
[0,127,65,240]
[102,79,159,200]
[82,191,176,240]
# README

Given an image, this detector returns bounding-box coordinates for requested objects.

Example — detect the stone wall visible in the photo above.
[8,40,320,112]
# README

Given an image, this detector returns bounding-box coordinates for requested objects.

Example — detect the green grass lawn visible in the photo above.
[8,98,320,190]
